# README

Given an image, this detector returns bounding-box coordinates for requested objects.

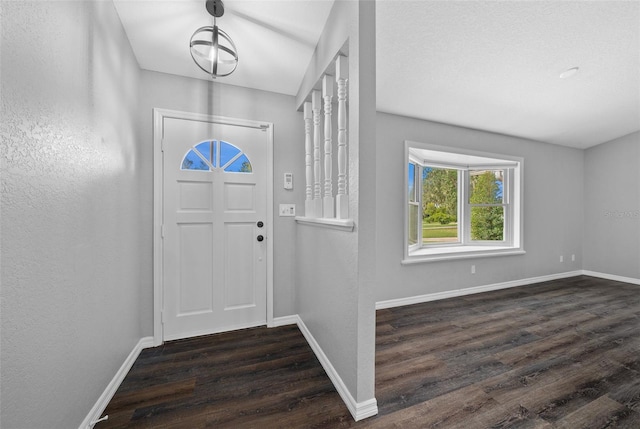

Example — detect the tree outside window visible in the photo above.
[422,167,458,243]
[469,170,504,241]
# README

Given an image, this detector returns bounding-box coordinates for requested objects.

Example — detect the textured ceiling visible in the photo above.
[115,0,640,149]
[376,0,640,148]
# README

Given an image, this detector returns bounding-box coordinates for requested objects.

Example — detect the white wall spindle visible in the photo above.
[335,56,349,219]
[303,101,313,217]
[322,75,335,218]
[312,90,323,217]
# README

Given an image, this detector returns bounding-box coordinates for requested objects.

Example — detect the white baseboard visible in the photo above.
[581,270,640,285]
[376,270,583,310]
[270,314,299,327]
[79,336,154,429]
[294,315,378,421]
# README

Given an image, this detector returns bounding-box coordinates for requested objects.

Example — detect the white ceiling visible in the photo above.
[113,0,335,95]
[114,0,640,149]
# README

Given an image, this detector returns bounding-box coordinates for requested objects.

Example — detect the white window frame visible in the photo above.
[403,141,525,264]
[407,160,421,250]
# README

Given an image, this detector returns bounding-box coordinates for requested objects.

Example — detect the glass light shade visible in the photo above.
[190,25,238,77]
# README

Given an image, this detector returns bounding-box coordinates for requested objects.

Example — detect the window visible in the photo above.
[422,166,459,244]
[408,162,419,245]
[404,141,524,263]
[181,140,252,173]
[468,169,505,241]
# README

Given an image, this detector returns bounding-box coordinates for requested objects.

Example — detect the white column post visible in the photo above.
[312,90,323,217]
[335,56,349,219]
[322,75,335,218]
[303,101,314,217]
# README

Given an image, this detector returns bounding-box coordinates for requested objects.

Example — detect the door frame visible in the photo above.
[153,108,274,346]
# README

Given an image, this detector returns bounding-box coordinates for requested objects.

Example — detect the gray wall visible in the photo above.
[584,132,640,279]
[1,1,145,427]
[295,0,377,406]
[375,113,586,302]
[137,70,304,330]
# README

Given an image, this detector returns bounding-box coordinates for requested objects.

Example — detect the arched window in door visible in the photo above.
[181,140,252,173]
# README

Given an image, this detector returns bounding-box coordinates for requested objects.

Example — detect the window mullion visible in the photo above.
[505,168,513,244]
[417,165,423,247]
[461,169,470,245]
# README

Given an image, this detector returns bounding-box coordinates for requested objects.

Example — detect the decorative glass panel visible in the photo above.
[220,141,241,168]
[195,141,213,167]
[180,140,251,173]
[224,154,252,173]
[181,150,210,171]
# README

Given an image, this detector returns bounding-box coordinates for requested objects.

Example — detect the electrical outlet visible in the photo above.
[471,265,476,274]
[560,255,564,263]
[571,254,576,262]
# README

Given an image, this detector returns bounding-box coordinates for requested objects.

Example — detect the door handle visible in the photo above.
[257,235,264,242]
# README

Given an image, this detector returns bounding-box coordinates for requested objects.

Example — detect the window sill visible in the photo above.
[402,246,525,264]
[295,216,355,232]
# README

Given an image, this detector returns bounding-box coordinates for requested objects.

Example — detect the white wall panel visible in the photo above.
[178,224,214,314]
[224,223,257,309]
[179,181,213,211]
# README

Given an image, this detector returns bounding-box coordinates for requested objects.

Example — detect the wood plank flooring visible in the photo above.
[98,276,640,428]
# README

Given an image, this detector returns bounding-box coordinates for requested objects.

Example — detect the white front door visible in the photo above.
[161,116,268,341]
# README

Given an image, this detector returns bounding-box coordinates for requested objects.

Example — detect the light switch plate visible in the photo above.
[279,204,296,216]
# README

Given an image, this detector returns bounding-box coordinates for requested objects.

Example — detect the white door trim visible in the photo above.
[153,108,274,346]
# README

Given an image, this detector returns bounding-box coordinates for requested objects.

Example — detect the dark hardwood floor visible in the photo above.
[98,276,640,428]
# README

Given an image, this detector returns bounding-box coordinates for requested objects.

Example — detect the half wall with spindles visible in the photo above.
[297,55,353,230]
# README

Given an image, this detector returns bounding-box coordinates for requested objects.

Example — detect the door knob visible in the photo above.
[257,235,264,242]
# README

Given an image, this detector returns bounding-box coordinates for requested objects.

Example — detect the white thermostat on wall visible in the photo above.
[284,172,293,190]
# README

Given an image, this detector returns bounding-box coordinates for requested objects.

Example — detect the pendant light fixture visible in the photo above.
[189,0,238,78]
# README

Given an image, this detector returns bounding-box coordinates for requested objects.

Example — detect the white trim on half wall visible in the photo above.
[294,315,379,421]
